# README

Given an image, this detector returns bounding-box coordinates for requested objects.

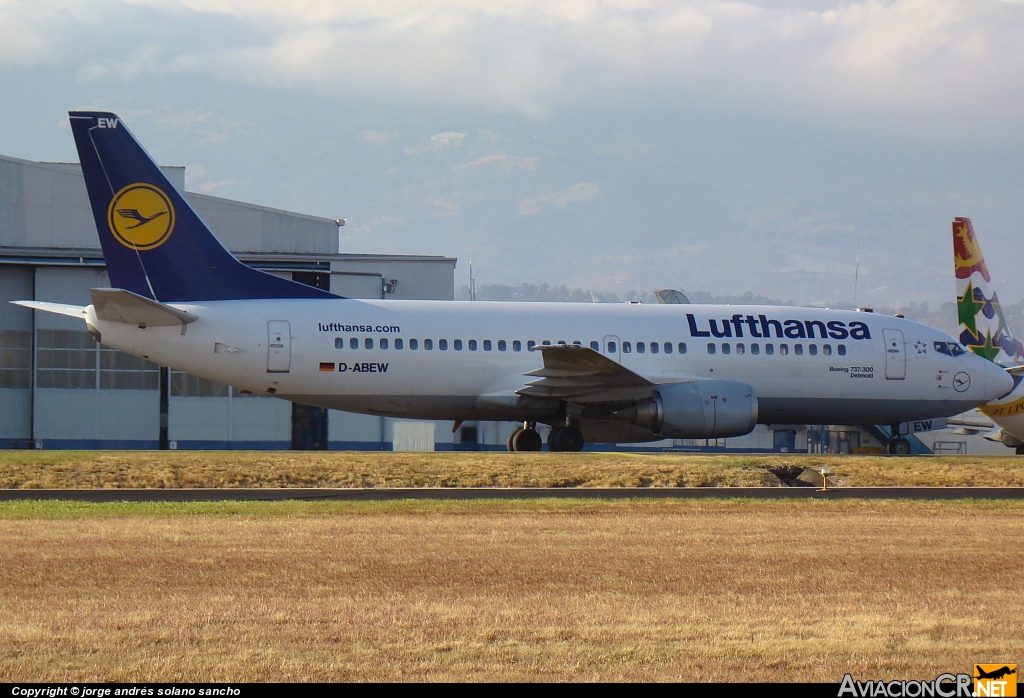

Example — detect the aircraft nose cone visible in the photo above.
[984,360,1014,401]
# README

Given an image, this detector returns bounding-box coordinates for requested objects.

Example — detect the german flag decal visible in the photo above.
[319,362,335,372]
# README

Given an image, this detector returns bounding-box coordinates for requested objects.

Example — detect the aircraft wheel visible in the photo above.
[561,427,585,452]
[888,437,911,456]
[506,428,522,452]
[512,428,542,452]
[547,427,567,451]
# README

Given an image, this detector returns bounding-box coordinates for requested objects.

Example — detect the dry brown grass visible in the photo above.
[2,450,1024,489]
[1,499,1022,682]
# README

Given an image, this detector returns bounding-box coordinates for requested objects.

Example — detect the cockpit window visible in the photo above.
[934,341,966,357]
[949,343,966,357]
[933,341,952,356]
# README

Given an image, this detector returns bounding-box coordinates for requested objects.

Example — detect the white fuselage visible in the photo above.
[85,299,1013,440]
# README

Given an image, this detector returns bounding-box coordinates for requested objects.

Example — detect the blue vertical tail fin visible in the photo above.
[69,111,335,302]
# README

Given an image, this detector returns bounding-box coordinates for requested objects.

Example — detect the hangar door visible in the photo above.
[267,321,291,373]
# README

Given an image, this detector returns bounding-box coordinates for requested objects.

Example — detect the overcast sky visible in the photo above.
[2,0,1023,307]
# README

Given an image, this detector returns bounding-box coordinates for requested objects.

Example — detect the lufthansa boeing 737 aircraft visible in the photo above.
[12,112,1015,452]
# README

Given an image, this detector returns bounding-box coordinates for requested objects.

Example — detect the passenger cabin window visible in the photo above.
[678,342,687,354]
[809,344,817,356]
[751,343,760,355]
[395,339,404,350]
[736,343,745,355]
[439,339,448,350]
[707,343,716,355]
[495,340,504,351]
[722,343,731,355]
[512,340,521,352]
[410,339,418,350]
[838,345,846,356]
[664,342,672,354]
[650,342,659,354]
[779,344,789,355]
[766,343,774,355]
[623,342,632,353]
[350,338,358,349]
[479,340,487,351]
[380,338,388,350]
[794,344,803,356]
[607,341,617,353]
[335,338,344,349]
[822,344,831,356]
[590,341,599,350]
[527,340,536,351]
[637,342,645,354]
[454,339,463,350]
[424,339,433,350]
[557,340,567,346]
[573,341,582,346]
[365,338,374,350]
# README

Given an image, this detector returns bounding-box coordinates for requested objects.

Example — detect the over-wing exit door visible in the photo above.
[267,321,291,373]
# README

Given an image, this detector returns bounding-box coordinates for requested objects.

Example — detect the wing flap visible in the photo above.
[516,345,654,401]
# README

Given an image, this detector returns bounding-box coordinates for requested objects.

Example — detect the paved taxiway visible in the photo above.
[1,487,1022,501]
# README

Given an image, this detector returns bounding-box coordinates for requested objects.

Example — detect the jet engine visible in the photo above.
[616,381,758,438]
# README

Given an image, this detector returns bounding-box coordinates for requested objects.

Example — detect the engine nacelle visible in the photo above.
[623,380,758,438]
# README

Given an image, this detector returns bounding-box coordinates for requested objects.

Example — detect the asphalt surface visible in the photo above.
[1,487,1022,501]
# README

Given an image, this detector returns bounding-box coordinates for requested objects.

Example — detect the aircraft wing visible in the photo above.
[516,345,654,401]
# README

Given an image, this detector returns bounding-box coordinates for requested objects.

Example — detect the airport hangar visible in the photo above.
[1,151,990,454]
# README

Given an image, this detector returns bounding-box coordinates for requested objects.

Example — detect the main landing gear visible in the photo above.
[887,437,912,455]
[506,422,584,452]
[507,422,542,451]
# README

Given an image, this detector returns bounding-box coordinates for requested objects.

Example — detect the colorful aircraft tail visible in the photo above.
[953,217,1024,364]
[68,111,335,302]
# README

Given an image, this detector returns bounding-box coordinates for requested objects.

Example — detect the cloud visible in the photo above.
[455,154,538,171]
[518,182,600,215]
[430,131,466,144]
[357,130,396,145]
[5,1,1024,133]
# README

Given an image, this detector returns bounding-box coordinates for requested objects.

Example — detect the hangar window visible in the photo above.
[637,342,645,354]
[808,344,817,356]
[664,342,672,354]
[765,343,774,355]
[707,343,716,355]
[0,330,31,390]
[453,339,462,351]
[410,339,419,350]
[100,347,159,390]
[736,343,745,355]
[171,370,226,397]
[794,344,803,356]
[424,339,433,350]
[439,339,448,351]
[350,338,358,350]
[35,329,97,390]
[722,343,731,355]
[380,338,388,350]
[513,341,521,351]
[779,344,789,355]
[334,337,344,349]
[678,342,687,354]
[365,338,374,350]
[590,341,599,350]
[838,345,846,356]
[822,344,831,356]
[650,342,659,354]
[623,342,632,353]
[395,339,404,350]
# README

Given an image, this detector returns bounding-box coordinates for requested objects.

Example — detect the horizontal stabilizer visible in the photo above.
[10,300,87,319]
[90,288,197,327]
